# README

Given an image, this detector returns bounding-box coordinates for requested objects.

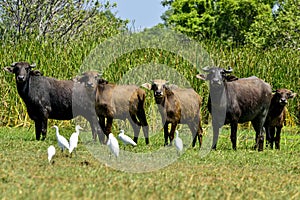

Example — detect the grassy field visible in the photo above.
[0,124,299,200]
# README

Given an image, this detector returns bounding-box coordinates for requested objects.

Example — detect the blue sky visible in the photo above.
[111,0,168,30]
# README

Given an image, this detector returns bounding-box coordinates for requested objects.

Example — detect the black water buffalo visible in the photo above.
[4,62,103,141]
[142,79,203,147]
[264,88,296,149]
[196,67,272,151]
[77,71,149,145]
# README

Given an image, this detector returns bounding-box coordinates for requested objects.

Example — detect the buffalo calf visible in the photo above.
[264,89,296,149]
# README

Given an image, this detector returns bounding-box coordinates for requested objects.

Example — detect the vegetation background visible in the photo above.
[0,0,299,199]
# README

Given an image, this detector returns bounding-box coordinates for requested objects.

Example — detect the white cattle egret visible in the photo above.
[107,133,119,158]
[69,125,83,156]
[118,129,137,148]
[47,145,56,163]
[174,130,183,155]
[52,125,69,152]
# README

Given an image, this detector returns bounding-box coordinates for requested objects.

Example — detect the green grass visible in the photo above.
[0,125,299,199]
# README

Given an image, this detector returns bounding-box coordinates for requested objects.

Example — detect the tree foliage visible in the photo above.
[246,0,300,49]
[0,0,127,43]
[161,0,299,48]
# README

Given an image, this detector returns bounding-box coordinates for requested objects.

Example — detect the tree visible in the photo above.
[246,0,300,49]
[161,0,277,46]
[161,0,216,40]
[0,0,126,42]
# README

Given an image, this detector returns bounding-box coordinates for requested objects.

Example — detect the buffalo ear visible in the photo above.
[141,83,152,90]
[4,67,14,74]
[73,75,84,83]
[30,70,43,76]
[167,84,178,90]
[72,76,80,82]
[196,74,206,80]
[97,78,108,84]
[289,92,297,99]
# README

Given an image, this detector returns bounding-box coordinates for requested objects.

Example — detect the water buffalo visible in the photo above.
[4,62,102,141]
[142,79,203,147]
[196,67,272,151]
[76,72,149,145]
[264,89,296,149]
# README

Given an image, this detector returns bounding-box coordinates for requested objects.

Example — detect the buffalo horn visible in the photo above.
[11,62,17,67]
[202,66,211,72]
[224,67,233,73]
[29,63,36,68]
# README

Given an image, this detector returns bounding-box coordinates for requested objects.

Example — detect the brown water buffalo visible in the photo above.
[4,62,102,141]
[197,67,272,151]
[142,79,203,148]
[77,72,149,145]
[264,89,296,149]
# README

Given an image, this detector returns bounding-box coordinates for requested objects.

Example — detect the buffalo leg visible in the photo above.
[252,120,265,151]
[169,123,177,145]
[98,116,107,139]
[212,125,220,150]
[35,118,47,141]
[89,117,105,144]
[274,127,282,150]
[265,126,271,148]
[41,119,48,140]
[137,109,149,145]
[34,120,42,140]
[163,123,170,146]
[105,117,113,136]
[269,127,275,149]
[88,118,98,141]
[230,122,238,150]
[188,121,203,148]
[188,123,197,148]
[129,116,141,145]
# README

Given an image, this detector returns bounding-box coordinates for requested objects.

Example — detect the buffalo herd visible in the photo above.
[4,62,297,151]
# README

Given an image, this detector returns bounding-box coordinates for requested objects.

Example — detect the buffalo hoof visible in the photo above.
[133,137,138,144]
[145,138,149,145]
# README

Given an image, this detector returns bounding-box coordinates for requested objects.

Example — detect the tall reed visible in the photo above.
[0,38,299,127]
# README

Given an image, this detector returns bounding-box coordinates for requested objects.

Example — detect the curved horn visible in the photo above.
[97,72,103,77]
[11,62,18,67]
[29,63,36,68]
[224,67,233,73]
[202,66,211,72]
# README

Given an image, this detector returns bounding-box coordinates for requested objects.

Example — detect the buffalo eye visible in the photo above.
[151,84,158,91]
[13,67,21,74]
